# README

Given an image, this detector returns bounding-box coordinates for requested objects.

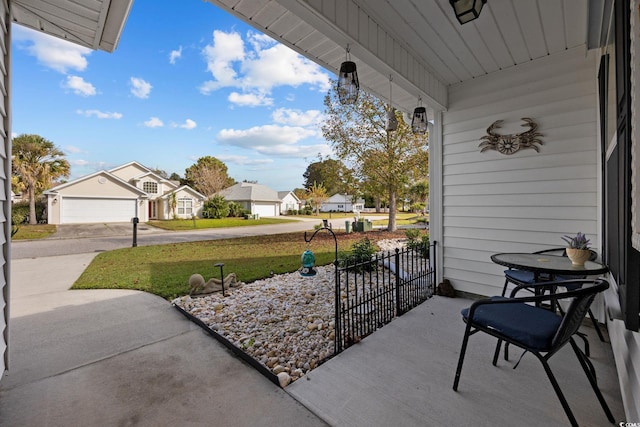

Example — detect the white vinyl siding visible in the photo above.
[441,47,599,297]
[1,0,9,376]
[61,198,136,223]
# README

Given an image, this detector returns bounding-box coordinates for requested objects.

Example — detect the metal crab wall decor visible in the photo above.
[478,118,543,155]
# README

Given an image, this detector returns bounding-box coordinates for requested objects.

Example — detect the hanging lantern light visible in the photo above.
[385,75,398,132]
[337,45,359,105]
[300,249,317,277]
[411,97,428,135]
[450,0,487,25]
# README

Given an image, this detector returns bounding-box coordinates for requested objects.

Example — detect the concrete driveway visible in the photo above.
[1,252,328,426]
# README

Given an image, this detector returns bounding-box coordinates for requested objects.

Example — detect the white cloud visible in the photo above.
[70,159,90,166]
[228,91,273,107]
[130,77,152,99]
[272,108,323,126]
[216,154,273,166]
[217,124,329,158]
[144,117,164,128]
[64,145,84,154]
[63,75,96,96]
[169,46,183,64]
[200,30,245,94]
[242,43,331,91]
[76,109,123,119]
[178,119,197,130]
[199,30,330,97]
[13,26,91,73]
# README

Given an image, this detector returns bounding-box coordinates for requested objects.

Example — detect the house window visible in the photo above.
[178,198,193,215]
[143,181,158,194]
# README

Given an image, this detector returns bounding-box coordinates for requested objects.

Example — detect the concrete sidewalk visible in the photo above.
[0,254,327,426]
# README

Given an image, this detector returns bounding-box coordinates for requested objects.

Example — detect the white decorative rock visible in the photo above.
[277,372,291,387]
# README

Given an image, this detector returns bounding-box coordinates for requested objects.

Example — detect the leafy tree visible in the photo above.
[303,158,353,196]
[293,187,307,201]
[12,134,70,224]
[168,172,182,181]
[322,88,429,231]
[409,180,429,204]
[305,181,328,215]
[184,156,235,196]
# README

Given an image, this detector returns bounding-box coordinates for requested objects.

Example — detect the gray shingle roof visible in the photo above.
[218,182,281,202]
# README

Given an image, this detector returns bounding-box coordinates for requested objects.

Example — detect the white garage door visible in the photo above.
[253,203,277,217]
[61,198,137,224]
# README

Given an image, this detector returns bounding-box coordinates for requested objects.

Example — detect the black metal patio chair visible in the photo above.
[453,278,614,427]
[501,247,605,344]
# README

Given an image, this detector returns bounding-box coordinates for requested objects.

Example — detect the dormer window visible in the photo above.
[143,181,158,194]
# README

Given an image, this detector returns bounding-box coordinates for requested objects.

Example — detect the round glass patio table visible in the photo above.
[491,252,609,277]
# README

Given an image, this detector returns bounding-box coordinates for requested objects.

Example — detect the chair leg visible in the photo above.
[575,332,591,357]
[453,324,473,391]
[588,309,606,342]
[569,338,615,423]
[537,355,580,427]
[492,339,502,366]
[501,278,509,297]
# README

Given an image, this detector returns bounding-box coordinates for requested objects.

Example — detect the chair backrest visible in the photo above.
[550,279,609,348]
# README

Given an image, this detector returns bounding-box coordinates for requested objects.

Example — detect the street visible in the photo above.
[10,218,322,259]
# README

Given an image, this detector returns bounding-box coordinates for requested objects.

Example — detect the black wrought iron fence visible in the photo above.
[334,241,437,353]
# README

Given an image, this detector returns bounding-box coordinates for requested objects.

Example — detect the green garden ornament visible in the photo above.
[300,249,317,277]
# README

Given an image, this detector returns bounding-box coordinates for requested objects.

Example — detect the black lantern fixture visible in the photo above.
[385,75,398,132]
[411,97,428,135]
[450,0,487,25]
[337,45,359,105]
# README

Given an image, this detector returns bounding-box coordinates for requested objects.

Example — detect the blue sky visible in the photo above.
[11,1,334,191]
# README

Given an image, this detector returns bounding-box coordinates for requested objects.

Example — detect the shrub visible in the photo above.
[227,201,244,218]
[339,237,377,271]
[12,200,47,224]
[405,229,430,258]
[202,195,229,219]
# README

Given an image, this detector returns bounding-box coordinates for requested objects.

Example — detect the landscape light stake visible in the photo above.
[214,262,225,296]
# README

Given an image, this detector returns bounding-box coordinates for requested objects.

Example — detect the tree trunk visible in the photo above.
[28,185,37,225]
[387,189,397,232]
[375,197,381,213]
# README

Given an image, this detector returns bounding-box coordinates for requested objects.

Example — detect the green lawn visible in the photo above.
[148,217,296,230]
[11,224,57,240]
[73,230,406,300]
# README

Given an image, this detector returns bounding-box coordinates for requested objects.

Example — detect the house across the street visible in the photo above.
[320,194,364,213]
[278,190,301,214]
[44,161,206,224]
[217,182,282,217]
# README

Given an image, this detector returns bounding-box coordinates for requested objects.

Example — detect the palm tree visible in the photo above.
[306,181,328,215]
[12,134,70,225]
[169,192,178,219]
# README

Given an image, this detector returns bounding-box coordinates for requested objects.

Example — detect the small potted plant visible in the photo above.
[561,232,592,266]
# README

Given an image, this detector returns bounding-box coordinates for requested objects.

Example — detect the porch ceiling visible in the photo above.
[10,0,133,52]
[207,0,592,116]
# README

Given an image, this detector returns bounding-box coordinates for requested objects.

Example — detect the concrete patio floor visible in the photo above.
[1,253,625,426]
[288,295,626,426]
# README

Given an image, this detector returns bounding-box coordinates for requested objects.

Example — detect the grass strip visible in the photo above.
[73,230,406,300]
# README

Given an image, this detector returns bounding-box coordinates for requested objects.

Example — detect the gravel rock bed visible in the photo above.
[172,239,409,387]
